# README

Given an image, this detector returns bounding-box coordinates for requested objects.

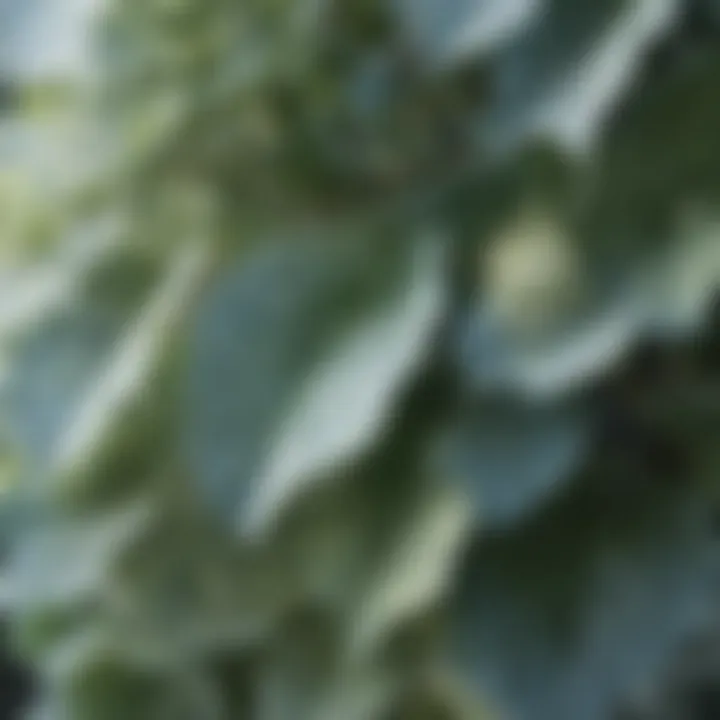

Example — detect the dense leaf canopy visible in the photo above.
[0,1,718,719]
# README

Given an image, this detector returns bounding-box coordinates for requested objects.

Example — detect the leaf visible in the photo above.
[256,611,339,720]
[460,198,670,399]
[0,114,110,199]
[0,233,152,474]
[273,480,375,611]
[461,198,720,400]
[450,479,720,720]
[188,234,445,537]
[312,668,396,720]
[458,290,649,399]
[0,485,39,556]
[434,399,591,529]
[0,500,152,613]
[0,305,124,473]
[245,243,445,536]
[43,629,224,720]
[646,213,720,339]
[51,242,211,494]
[24,698,63,720]
[95,483,294,663]
[0,214,125,342]
[0,0,100,83]
[348,481,471,660]
[393,0,543,70]
[583,48,720,252]
[257,609,397,720]
[480,0,680,156]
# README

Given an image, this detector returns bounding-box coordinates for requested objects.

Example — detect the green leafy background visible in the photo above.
[0,1,719,719]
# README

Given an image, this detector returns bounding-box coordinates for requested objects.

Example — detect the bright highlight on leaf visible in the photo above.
[243,239,446,537]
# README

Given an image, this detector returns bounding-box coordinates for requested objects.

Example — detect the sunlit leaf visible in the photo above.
[348,481,471,660]
[188,235,445,537]
[51,242,211,494]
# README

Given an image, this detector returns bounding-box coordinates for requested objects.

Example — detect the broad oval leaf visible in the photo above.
[187,235,445,537]
[450,480,720,720]
[434,399,591,529]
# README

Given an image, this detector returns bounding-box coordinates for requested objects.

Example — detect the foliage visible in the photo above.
[0,1,719,719]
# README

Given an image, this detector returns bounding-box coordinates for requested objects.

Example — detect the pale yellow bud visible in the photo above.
[482,206,582,336]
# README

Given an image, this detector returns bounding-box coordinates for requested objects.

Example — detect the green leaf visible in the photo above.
[393,0,543,70]
[0,0,99,83]
[0,114,109,203]
[0,486,34,553]
[42,629,224,720]
[0,303,119,475]
[348,480,471,660]
[435,399,591,528]
[462,199,719,400]
[450,479,719,720]
[256,611,339,720]
[646,213,720,339]
[97,488,293,662]
[257,610,397,720]
[480,0,680,156]
[311,664,397,720]
[51,242,211,495]
[583,48,720,253]
[0,500,152,613]
[459,294,648,399]
[0,215,124,341]
[188,234,445,537]
[0,234,153,474]
[272,480,376,612]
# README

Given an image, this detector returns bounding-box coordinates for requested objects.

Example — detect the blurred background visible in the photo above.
[0,1,719,719]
